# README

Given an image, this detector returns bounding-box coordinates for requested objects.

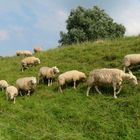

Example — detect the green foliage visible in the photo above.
[1,36,140,139]
[59,6,126,46]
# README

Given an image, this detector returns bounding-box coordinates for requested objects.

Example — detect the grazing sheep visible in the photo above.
[21,56,40,71]
[58,70,86,93]
[16,50,24,56]
[34,47,42,53]
[0,80,9,91]
[16,50,32,56]
[23,50,32,56]
[123,54,140,72]
[38,66,60,86]
[6,86,18,104]
[16,77,37,96]
[86,68,138,98]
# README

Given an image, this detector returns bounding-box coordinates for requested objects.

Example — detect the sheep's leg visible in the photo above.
[21,67,23,72]
[42,77,44,83]
[113,83,117,99]
[116,85,122,95]
[27,90,30,96]
[86,86,91,96]
[13,97,16,104]
[123,66,126,72]
[37,76,40,84]
[19,91,23,96]
[59,86,63,93]
[50,79,53,86]
[73,81,76,89]
[47,79,49,86]
[21,66,25,72]
[95,86,102,94]
[48,79,51,86]
[6,94,9,100]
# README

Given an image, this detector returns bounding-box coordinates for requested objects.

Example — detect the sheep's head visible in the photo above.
[10,94,15,100]
[52,66,60,74]
[80,72,86,81]
[35,58,41,64]
[29,77,37,85]
[127,72,138,86]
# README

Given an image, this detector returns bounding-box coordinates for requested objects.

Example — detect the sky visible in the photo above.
[0,0,140,56]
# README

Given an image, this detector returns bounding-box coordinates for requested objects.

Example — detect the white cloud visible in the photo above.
[109,0,140,36]
[0,30,9,41]
[120,8,140,36]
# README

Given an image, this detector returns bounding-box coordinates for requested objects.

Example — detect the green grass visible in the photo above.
[1,36,140,139]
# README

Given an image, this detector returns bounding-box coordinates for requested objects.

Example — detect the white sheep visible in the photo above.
[16,77,37,96]
[0,80,9,91]
[58,70,86,93]
[5,86,18,104]
[16,50,32,56]
[123,54,140,72]
[38,66,59,86]
[34,47,42,53]
[23,50,32,56]
[86,68,138,98]
[16,50,24,56]
[21,56,40,71]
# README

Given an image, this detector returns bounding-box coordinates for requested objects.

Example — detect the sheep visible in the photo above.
[86,68,138,98]
[16,77,37,96]
[58,70,86,93]
[38,66,60,86]
[5,86,18,104]
[21,56,40,71]
[34,47,42,53]
[16,50,24,56]
[123,54,140,72]
[23,50,32,56]
[0,80,9,91]
[16,50,32,56]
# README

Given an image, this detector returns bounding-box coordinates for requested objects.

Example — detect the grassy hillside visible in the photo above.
[1,36,140,140]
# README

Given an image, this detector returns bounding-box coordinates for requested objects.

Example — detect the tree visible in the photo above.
[59,6,126,46]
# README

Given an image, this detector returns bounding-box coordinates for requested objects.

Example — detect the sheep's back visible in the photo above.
[59,70,81,82]
[89,69,122,85]
[39,67,50,75]
[16,78,30,90]
[124,54,140,65]
[6,86,18,94]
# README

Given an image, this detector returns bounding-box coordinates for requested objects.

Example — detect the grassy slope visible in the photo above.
[0,36,140,140]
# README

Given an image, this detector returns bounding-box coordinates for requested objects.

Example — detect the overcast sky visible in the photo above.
[0,0,140,56]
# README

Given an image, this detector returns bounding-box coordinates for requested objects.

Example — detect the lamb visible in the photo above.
[38,66,60,86]
[123,54,140,72]
[86,68,138,98]
[5,86,18,104]
[0,80,9,91]
[34,47,42,53]
[21,56,40,71]
[58,70,86,93]
[16,77,37,96]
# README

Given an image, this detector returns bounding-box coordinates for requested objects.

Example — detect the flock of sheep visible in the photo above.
[0,46,140,103]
